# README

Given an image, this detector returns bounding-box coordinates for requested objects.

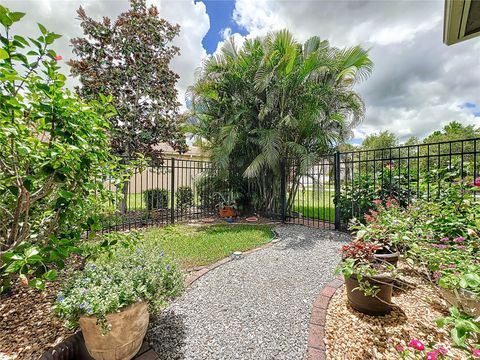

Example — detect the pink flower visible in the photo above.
[473,348,480,358]
[373,199,382,205]
[408,339,425,351]
[54,55,63,61]
[453,236,465,243]
[433,271,441,281]
[456,245,466,251]
[431,244,448,249]
[395,344,405,352]
[473,177,480,187]
[426,351,438,360]
[447,264,456,269]
[440,237,450,242]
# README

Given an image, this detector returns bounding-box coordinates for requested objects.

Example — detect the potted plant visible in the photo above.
[336,240,397,315]
[214,192,238,218]
[55,232,184,360]
[351,198,403,266]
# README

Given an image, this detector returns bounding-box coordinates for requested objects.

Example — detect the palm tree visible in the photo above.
[189,29,373,214]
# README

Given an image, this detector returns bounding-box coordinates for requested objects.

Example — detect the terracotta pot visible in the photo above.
[79,302,149,360]
[374,250,400,266]
[439,288,480,317]
[345,274,393,316]
[219,206,237,218]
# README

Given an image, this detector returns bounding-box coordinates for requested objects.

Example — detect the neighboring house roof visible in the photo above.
[444,0,480,45]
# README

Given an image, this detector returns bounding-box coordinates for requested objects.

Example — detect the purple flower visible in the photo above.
[160,250,164,257]
[431,244,448,249]
[79,302,86,309]
[57,295,65,303]
[453,236,465,243]
[448,264,456,268]
[88,264,97,270]
[433,271,442,281]
[456,245,466,251]
[166,265,171,271]
[440,237,450,242]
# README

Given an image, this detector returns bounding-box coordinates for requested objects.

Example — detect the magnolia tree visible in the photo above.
[68,0,187,158]
[0,6,126,293]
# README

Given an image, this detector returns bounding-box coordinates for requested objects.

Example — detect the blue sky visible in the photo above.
[196,0,247,54]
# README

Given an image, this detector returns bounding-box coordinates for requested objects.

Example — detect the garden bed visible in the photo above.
[325,264,467,359]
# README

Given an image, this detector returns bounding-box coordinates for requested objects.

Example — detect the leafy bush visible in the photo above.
[54,231,184,333]
[143,188,169,211]
[176,186,193,209]
[0,6,126,293]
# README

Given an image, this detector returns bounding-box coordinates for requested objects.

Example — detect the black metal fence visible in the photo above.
[100,137,480,232]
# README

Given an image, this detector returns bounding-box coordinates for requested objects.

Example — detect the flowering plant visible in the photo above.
[54,232,184,333]
[396,339,449,359]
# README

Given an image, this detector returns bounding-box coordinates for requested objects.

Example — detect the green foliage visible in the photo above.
[436,307,479,355]
[175,186,193,209]
[0,6,125,293]
[423,121,480,145]
[54,231,184,333]
[362,130,398,150]
[143,188,169,211]
[69,0,186,157]
[190,30,373,214]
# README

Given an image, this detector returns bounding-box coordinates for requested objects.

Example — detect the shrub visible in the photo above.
[143,188,169,211]
[0,6,127,293]
[54,231,184,333]
[176,186,193,209]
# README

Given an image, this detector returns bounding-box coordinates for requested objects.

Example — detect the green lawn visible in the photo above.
[291,189,335,221]
[141,224,273,269]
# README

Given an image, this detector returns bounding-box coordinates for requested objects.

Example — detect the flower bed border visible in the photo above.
[306,275,344,360]
[39,230,279,360]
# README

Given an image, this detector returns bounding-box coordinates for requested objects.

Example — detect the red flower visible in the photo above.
[54,55,63,61]
[473,348,480,358]
[426,351,438,360]
[473,177,480,187]
[408,339,425,351]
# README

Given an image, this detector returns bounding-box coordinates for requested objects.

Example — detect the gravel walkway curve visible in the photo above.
[147,225,349,360]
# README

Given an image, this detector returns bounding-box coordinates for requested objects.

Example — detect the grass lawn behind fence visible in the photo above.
[291,189,335,221]
[141,224,274,269]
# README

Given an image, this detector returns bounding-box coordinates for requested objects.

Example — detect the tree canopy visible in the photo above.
[69,0,186,157]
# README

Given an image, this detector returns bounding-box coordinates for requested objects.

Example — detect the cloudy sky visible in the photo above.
[4,0,480,143]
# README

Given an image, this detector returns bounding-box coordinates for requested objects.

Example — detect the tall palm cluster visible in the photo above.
[189,29,373,213]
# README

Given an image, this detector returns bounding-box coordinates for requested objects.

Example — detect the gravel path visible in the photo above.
[147,225,349,360]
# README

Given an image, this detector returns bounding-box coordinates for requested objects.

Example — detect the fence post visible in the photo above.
[170,157,175,224]
[280,159,286,223]
[334,151,341,230]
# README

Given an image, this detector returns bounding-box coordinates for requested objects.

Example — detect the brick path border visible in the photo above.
[305,275,344,360]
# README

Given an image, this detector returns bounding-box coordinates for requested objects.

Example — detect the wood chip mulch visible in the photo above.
[325,265,468,359]
[0,280,75,360]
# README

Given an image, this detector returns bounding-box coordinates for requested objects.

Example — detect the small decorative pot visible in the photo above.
[79,302,149,360]
[219,206,237,218]
[373,250,400,266]
[345,274,394,316]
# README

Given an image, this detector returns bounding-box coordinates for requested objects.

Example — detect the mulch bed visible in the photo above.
[324,264,467,359]
[0,280,75,360]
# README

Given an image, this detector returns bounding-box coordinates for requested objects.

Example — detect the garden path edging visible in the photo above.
[306,275,344,360]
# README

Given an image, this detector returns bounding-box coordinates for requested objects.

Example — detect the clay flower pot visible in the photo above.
[218,205,237,218]
[79,302,149,360]
[345,274,393,316]
[374,250,400,266]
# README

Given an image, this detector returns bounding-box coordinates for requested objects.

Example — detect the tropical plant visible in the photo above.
[0,6,125,293]
[190,29,373,214]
